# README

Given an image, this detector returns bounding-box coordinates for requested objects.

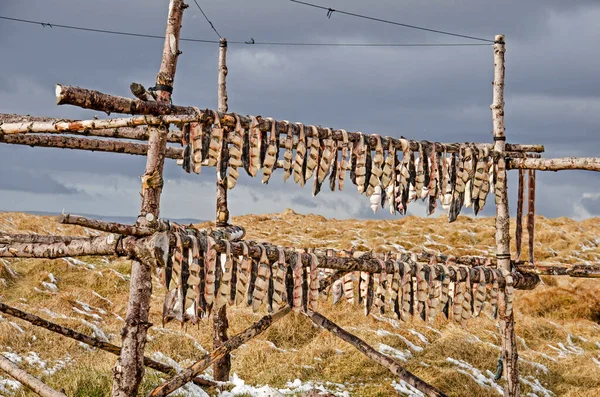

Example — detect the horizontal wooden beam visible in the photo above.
[508,157,600,172]
[0,303,216,389]
[59,213,169,237]
[53,85,543,153]
[0,234,88,245]
[0,354,66,397]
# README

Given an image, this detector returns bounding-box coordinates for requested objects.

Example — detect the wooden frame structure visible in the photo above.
[1,3,599,397]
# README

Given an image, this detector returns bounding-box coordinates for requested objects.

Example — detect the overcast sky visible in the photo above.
[1,0,599,222]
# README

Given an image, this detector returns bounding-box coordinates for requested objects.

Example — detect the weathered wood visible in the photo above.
[130,83,156,102]
[568,264,600,278]
[0,233,87,244]
[0,234,125,258]
[527,170,536,264]
[0,133,184,159]
[56,84,196,116]
[112,1,186,395]
[213,37,232,382]
[508,157,600,172]
[491,35,519,397]
[0,354,67,397]
[306,311,446,397]
[59,213,169,236]
[149,307,292,397]
[515,170,525,260]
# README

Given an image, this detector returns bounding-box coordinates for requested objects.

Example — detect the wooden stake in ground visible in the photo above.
[214,37,232,382]
[111,1,186,396]
[149,307,292,397]
[0,354,67,397]
[491,34,520,397]
[515,170,525,260]
[527,170,536,264]
[305,311,446,397]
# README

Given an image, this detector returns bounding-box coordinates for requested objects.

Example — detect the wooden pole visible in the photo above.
[305,311,446,397]
[111,1,186,395]
[0,303,216,389]
[508,157,600,171]
[0,354,67,397]
[515,170,525,260]
[527,170,536,264]
[491,34,520,397]
[59,213,169,236]
[148,307,292,397]
[213,37,232,382]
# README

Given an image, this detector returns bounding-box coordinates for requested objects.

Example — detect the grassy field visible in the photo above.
[0,211,599,396]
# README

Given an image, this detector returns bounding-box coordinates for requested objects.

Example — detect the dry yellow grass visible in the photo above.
[0,211,599,396]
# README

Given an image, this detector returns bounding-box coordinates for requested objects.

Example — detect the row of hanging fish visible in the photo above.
[160,224,332,325]
[327,257,514,326]
[179,116,504,222]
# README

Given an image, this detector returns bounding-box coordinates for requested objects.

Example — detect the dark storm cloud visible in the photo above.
[0,0,599,219]
[0,166,78,195]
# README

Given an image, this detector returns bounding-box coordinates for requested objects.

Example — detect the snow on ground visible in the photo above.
[62,257,96,270]
[408,329,429,344]
[218,374,351,397]
[521,376,554,397]
[392,380,425,397]
[375,329,423,353]
[0,377,21,396]
[81,319,109,342]
[378,343,412,362]
[446,357,503,395]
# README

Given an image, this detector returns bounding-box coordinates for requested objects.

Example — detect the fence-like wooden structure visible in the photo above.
[1,2,599,396]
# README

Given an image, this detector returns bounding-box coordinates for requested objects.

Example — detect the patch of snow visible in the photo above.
[48,273,57,283]
[62,257,96,270]
[41,281,58,291]
[265,341,287,353]
[419,361,430,367]
[76,300,107,315]
[520,358,549,374]
[378,343,412,362]
[376,329,423,353]
[44,354,74,376]
[278,378,351,396]
[426,326,443,336]
[152,352,182,372]
[92,290,113,306]
[39,308,69,319]
[0,376,21,395]
[392,380,425,396]
[446,357,503,395]
[24,352,46,370]
[73,307,103,321]
[9,322,24,333]
[2,352,22,364]
[78,342,94,351]
[408,329,429,344]
[592,356,600,369]
[81,319,108,342]
[220,374,283,397]
[520,376,554,397]
[108,268,129,281]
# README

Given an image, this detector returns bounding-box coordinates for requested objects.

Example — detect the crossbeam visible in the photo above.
[508,157,600,172]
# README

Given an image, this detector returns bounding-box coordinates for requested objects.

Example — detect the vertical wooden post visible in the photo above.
[491,34,520,397]
[515,170,525,260]
[213,37,231,382]
[527,170,536,264]
[111,1,186,396]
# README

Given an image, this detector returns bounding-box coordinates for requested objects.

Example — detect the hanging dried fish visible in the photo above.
[252,245,270,313]
[502,269,514,317]
[370,186,382,213]
[318,128,335,184]
[292,251,304,313]
[428,264,441,324]
[366,135,384,197]
[381,140,396,189]
[494,154,507,205]
[463,146,475,208]
[185,235,201,323]
[460,267,472,328]
[472,267,487,317]
[332,278,343,305]
[305,126,320,182]
[311,131,325,196]
[215,241,233,311]
[420,141,433,199]
[427,143,439,215]
[235,242,251,306]
[477,149,491,215]
[190,121,206,174]
[293,123,307,187]
[262,118,279,184]
[180,123,192,173]
[227,114,245,189]
[206,110,223,167]
[329,139,339,192]
[354,134,368,194]
[399,261,413,321]
[281,120,293,182]
[342,272,355,304]
[471,148,485,214]
[416,263,429,321]
[162,229,183,324]
[488,159,495,195]
[489,269,500,319]
[204,236,217,317]
[450,148,466,222]
[414,142,425,197]
[452,266,465,324]
[388,260,401,319]
[359,272,370,314]
[248,116,262,177]
[439,263,451,320]
[338,129,350,191]
[395,139,411,214]
[373,259,387,315]
[308,253,319,313]
[271,248,287,310]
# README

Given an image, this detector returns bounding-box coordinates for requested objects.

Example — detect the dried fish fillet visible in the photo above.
[281,121,293,182]
[338,129,350,191]
[252,245,270,312]
[261,118,279,184]
[293,123,307,187]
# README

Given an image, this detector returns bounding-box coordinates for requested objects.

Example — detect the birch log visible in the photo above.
[130,83,156,102]
[0,234,87,244]
[508,157,600,172]
[527,170,536,264]
[0,234,125,258]
[0,354,67,397]
[149,307,292,397]
[515,170,525,260]
[491,34,520,397]
[213,37,231,382]
[111,1,186,395]
[306,311,446,397]
[59,213,169,236]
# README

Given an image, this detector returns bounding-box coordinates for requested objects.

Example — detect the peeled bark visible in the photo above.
[508,157,600,172]
[0,354,67,397]
[491,35,519,397]
[0,133,183,159]
[0,233,87,244]
[306,311,446,397]
[59,213,169,236]
[149,307,292,397]
[0,234,124,258]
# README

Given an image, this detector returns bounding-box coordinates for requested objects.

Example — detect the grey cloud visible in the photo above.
[0,166,78,195]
